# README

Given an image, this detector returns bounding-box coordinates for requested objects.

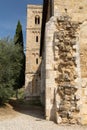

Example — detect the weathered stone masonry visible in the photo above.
[42,0,87,125]
[45,14,82,124]
[54,15,81,124]
[25,0,87,125]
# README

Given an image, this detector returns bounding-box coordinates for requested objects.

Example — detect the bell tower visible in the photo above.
[25,5,42,100]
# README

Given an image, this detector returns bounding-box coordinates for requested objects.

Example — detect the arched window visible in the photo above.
[35,15,40,24]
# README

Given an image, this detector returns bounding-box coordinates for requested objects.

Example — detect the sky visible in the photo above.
[0,0,43,46]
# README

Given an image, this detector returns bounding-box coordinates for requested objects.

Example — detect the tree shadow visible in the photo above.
[9,99,45,120]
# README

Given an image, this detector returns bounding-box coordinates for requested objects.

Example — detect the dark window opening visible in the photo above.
[36,36,39,42]
[38,17,40,24]
[36,58,38,64]
[35,15,40,24]
[35,17,37,24]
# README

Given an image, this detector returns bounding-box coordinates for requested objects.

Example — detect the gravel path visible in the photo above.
[0,107,87,130]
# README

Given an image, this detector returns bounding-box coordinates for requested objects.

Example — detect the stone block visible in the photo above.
[62,118,69,123]
[69,119,77,124]
[56,116,62,124]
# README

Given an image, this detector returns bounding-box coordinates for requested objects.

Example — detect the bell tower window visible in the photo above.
[36,36,39,42]
[36,58,38,64]
[35,15,40,24]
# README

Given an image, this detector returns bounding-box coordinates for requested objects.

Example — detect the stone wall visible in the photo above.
[42,0,87,124]
[53,15,81,124]
[54,0,87,22]
[44,13,87,124]
[53,0,87,81]
[26,2,87,125]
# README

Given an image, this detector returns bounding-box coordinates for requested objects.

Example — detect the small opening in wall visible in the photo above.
[36,36,39,42]
[36,58,38,64]
[38,17,40,24]
[65,8,67,13]
[35,15,40,24]
[35,17,37,24]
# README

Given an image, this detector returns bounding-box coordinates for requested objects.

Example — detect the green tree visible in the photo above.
[14,20,24,47]
[14,20,25,97]
[0,38,23,104]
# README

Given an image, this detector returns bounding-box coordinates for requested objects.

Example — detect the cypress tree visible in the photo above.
[14,20,24,47]
[14,20,25,97]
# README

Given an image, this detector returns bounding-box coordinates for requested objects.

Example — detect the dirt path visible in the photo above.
[0,113,87,130]
[0,102,87,130]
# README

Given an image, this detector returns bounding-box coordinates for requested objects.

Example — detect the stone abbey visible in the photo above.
[25,0,87,125]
